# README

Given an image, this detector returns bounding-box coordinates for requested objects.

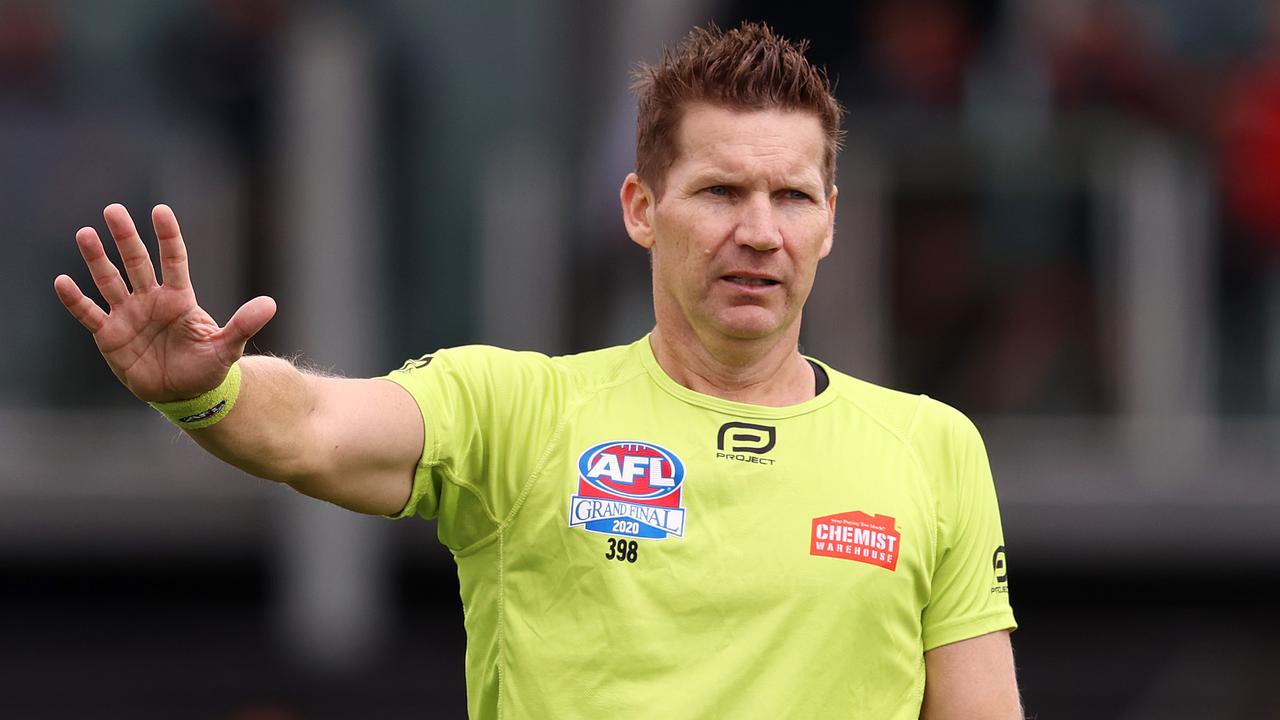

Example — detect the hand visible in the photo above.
[53,203,277,403]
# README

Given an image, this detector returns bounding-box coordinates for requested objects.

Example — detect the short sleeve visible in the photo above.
[916,402,1017,651]
[380,346,568,551]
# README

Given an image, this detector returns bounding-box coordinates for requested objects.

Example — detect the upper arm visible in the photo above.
[918,402,1017,649]
[914,403,1021,717]
[294,375,424,516]
[920,630,1022,720]
[377,347,571,534]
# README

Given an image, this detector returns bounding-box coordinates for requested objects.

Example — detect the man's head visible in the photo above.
[620,22,843,353]
[631,21,844,198]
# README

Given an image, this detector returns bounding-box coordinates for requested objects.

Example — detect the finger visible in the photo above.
[53,274,108,333]
[217,295,277,360]
[75,226,130,307]
[152,204,192,291]
[103,203,158,292]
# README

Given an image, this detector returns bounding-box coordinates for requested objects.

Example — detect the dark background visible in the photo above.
[3,0,1279,717]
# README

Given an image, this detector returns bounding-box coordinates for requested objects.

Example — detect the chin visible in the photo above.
[710,307,787,340]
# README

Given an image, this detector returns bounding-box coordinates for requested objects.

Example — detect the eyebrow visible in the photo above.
[685,169,823,192]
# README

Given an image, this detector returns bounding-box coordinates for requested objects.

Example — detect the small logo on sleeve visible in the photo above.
[991,545,1010,593]
[810,511,900,571]
[398,355,433,371]
[568,441,686,540]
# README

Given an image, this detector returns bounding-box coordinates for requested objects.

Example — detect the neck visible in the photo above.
[648,323,815,407]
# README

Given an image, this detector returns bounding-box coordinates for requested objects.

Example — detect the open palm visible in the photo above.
[53,204,276,403]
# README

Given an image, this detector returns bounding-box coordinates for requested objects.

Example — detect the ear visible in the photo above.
[819,185,838,259]
[621,172,657,250]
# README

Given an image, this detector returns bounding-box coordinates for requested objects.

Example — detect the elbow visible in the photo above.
[272,450,332,492]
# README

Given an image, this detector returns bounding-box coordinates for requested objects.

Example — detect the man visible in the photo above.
[54,21,1020,720]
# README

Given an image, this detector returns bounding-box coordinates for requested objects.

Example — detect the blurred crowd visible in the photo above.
[3,0,1278,416]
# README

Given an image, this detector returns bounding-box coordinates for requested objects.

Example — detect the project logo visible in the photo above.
[716,422,777,465]
[991,545,1010,593]
[717,422,775,454]
[568,441,687,540]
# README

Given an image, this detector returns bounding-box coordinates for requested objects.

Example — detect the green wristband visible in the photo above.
[148,362,243,430]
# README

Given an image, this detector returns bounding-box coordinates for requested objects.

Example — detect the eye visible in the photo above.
[705,185,731,197]
[784,189,812,202]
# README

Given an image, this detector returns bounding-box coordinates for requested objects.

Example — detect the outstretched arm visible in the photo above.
[54,204,421,516]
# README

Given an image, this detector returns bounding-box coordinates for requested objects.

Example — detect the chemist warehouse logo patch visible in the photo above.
[810,511,901,571]
[568,441,687,540]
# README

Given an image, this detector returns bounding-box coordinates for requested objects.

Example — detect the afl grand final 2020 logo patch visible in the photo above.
[568,441,687,540]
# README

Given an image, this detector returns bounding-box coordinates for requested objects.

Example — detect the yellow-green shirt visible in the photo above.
[384,336,1015,719]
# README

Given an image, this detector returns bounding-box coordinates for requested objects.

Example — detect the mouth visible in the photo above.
[721,275,780,288]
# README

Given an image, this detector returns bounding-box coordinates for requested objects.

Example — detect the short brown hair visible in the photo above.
[631,21,844,197]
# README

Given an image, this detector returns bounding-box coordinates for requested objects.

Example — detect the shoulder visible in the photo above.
[815,361,984,459]
[389,341,645,396]
[548,342,647,389]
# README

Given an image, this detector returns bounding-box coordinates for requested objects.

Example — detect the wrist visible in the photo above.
[148,362,243,430]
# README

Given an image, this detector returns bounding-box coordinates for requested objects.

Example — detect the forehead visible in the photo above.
[670,103,826,183]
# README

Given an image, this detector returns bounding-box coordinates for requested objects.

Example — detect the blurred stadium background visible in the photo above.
[2,0,1279,717]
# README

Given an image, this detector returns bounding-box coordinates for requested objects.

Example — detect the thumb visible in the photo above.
[219,295,278,359]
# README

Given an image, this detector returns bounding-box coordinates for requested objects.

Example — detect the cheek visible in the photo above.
[650,244,691,294]
[654,212,720,265]
[783,215,833,262]
[654,248,705,296]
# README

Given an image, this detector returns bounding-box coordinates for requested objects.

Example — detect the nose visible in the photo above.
[733,193,783,251]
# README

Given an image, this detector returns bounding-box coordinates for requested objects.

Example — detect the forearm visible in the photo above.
[180,355,421,515]
[184,355,324,486]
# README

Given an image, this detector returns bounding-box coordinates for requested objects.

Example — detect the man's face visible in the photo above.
[623,103,837,345]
